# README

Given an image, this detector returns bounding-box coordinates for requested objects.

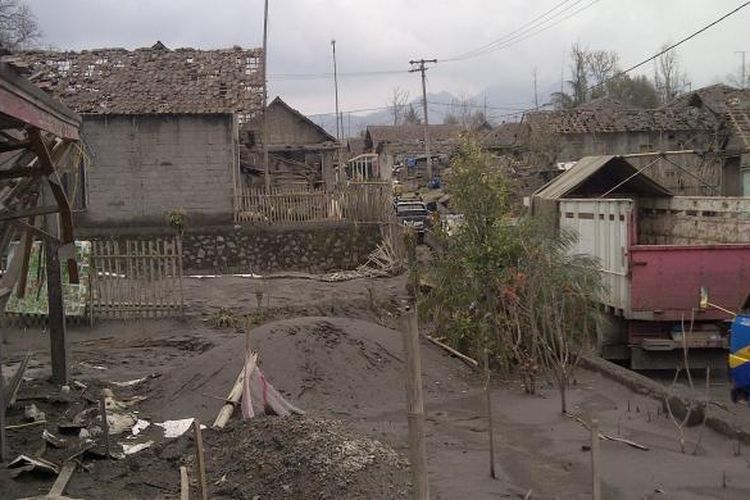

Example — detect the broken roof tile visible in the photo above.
[3,45,265,116]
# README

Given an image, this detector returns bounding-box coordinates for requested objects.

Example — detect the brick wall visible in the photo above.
[77,113,236,228]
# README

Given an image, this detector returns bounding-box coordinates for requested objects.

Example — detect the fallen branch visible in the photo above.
[6,420,47,430]
[423,335,478,368]
[566,413,649,451]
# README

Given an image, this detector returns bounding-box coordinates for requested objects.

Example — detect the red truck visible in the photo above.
[533,156,750,369]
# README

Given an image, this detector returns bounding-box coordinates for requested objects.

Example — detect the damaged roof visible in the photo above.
[2,44,264,116]
[481,122,522,148]
[525,102,717,134]
[366,124,464,145]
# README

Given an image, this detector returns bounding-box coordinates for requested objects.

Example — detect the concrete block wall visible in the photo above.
[79,113,236,228]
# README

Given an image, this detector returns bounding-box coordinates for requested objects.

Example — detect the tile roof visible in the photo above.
[481,122,522,148]
[366,124,464,145]
[525,104,717,134]
[2,44,264,115]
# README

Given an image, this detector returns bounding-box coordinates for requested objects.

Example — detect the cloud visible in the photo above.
[31,0,750,115]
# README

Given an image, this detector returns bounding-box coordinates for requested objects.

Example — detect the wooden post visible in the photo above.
[591,418,601,500]
[193,419,209,500]
[99,394,109,457]
[180,465,190,500]
[0,322,6,463]
[401,309,429,499]
[484,348,496,479]
[47,241,68,385]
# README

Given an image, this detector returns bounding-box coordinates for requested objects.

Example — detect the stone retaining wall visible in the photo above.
[82,223,382,274]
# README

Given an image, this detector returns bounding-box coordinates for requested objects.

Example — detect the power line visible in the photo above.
[447,0,603,63]
[302,1,750,121]
[268,0,601,80]
[591,1,750,93]
[445,0,586,61]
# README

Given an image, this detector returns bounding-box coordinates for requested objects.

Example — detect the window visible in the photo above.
[742,168,750,197]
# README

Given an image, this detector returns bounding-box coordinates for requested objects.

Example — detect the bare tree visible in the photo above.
[403,103,421,125]
[0,0,40,50]
[654,44,691,104]
[587,50,619,99]
[551,43,590,109]
[389,87,410,126]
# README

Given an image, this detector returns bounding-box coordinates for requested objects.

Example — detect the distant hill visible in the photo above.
[310,83,557,139]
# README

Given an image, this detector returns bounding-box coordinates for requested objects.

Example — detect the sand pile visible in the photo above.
[143,316,471,422]
[204,415,408,499]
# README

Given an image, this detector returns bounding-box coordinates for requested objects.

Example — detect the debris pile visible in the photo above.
[204,415,408,499]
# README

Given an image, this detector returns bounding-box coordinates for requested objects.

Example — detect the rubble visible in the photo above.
[204,416,408,500]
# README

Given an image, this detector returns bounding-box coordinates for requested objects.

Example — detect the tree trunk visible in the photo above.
[558,376,568,414]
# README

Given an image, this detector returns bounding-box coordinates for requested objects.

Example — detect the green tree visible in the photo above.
[422,138,602,413]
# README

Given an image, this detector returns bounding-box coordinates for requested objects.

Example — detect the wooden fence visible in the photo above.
[89,238,184,320]
[234,183,392,224]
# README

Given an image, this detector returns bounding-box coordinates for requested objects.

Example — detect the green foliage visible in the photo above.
[421,138,602,410]
[207,307,238,328]
[4,241,90,316]
[167,209,187,234]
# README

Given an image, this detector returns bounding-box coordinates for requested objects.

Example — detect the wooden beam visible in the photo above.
[46,240,68,385]
[0,141,30,153]
[0,205,59,222]
[9,219,61,245]
[28,131,78,283]
[0,166,46,180]
[0,62,81,141]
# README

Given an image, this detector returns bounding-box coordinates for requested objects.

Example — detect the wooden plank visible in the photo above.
[180,466,189,500]
[48,460,76,496]
[193,419,209,500]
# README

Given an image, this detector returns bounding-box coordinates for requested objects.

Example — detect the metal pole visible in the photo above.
[332,40,341,142]
[262,0,270,192]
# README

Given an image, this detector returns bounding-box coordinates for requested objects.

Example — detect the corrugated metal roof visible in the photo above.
[533,155,672,200]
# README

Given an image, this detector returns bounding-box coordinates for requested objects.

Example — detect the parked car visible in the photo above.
[394,201,431,234]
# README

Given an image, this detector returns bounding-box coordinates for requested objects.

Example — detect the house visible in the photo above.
[3,42,264,228]
[240,97,339,189]
[485,86,750,196]
[364,124,464,180]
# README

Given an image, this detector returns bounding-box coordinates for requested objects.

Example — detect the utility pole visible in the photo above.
[533,67,539,109]
[261,0,270,192]
[409,58,437,183]
[331,39,342,141]
[736,50,747,88]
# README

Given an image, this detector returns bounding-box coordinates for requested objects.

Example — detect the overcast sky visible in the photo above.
[32,0,750,118]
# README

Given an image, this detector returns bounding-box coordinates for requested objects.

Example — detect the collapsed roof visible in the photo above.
[2,44,265,116]
[525,105,717,135]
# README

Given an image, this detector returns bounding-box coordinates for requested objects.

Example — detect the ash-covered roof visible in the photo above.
[481,122,522,148]
[2,44,264,116]
[366,124,464,145]
[526,102,717,134]
[668,83,750,114]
